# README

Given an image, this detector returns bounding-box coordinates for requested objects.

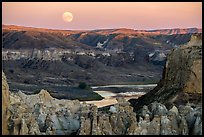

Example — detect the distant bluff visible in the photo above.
[129,34,202,111]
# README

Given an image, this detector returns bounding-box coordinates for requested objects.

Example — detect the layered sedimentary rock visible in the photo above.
[7,89,82,135]
[77,98,202,135]
[129,34,202,111]
[2,77,202,135]
[4,25,199,92]
[2,71,11,135]
[2,34,202,135]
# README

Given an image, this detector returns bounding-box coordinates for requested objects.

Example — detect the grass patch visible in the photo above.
[9,82,103,101]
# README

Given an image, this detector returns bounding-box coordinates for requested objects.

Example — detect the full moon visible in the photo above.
[62,12,73,22]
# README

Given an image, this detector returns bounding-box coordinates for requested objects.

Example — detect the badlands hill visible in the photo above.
[2,26,202,135]
[2,36,202,134]
[2,25,202,100]
[129,34,202,111]
[2,25,201,50]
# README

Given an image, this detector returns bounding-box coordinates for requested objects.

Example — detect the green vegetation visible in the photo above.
[9,82,103,101]
[76,93,104,101]
[78,82,90,90]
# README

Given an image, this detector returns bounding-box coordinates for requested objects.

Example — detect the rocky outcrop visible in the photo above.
[77,98,202,135]
[147,50,167,65]
[2,75,202,135]
[2,33,202,135]
[78,98,134,135]
[2,71,11,135]
[7,89,82,135]
[129,34,202,111]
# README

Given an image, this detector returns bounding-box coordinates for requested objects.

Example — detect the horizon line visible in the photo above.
[2,24,202,32]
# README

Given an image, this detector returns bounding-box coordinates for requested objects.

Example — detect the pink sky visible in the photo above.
[2,2,202,30]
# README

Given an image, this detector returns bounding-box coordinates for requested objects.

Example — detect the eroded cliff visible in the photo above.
[2,78,202,135]
[2,34,202,135]
[129,34,202,111]
[2,71,10,135]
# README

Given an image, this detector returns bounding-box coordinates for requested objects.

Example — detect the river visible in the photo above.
[85,84,157,108]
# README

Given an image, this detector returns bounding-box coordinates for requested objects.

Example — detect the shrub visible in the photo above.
[78,82,89,89]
